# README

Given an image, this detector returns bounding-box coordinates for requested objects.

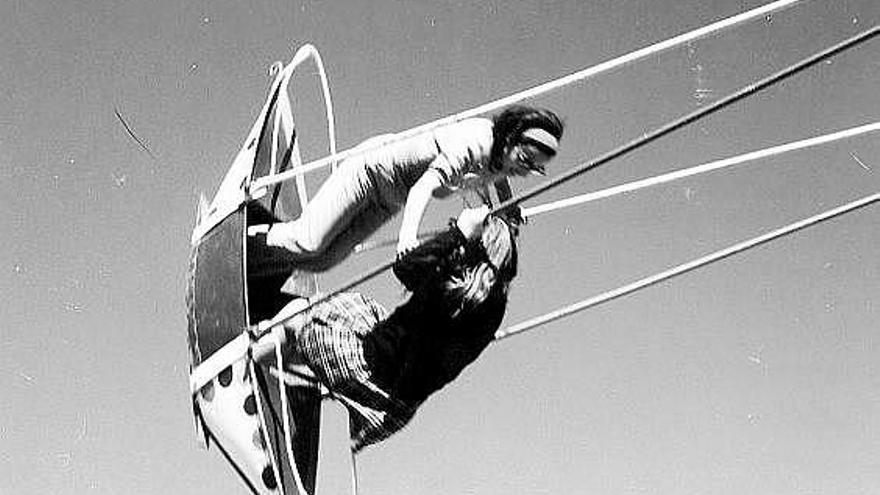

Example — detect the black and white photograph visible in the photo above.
[2,1,879,493]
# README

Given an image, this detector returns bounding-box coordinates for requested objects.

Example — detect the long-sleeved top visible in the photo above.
[360,117,500,207]
[264,118,506,271]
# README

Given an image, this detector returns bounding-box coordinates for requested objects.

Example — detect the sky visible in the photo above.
[2,0,879,494]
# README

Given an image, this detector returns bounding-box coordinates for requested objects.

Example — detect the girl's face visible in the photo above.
[500,142,552,177]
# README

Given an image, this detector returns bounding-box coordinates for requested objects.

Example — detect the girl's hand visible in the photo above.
[455,205,490,240]
[396,235,420,256]
[398,169,444,257]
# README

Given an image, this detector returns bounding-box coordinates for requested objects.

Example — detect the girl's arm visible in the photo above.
[493,177,524,227]
[394,206,488,291]
[397,168,446,255]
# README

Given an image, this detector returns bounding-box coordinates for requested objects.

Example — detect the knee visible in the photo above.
[267,222,327,256]
[292,235,327,256]
[297,245,349,272]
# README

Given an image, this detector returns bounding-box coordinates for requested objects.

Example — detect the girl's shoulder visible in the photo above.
[437,117,493,141]
[432,118,494,174]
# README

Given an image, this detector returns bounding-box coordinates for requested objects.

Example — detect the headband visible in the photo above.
[519,127,559,154]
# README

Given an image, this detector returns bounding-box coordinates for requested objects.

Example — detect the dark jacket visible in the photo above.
[363,225,508,402]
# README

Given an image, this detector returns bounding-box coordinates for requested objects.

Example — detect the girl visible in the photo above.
[259,206,518,451]
[265,105,561,271]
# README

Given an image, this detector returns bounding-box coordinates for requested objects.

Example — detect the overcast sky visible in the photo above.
[2,1,879,494]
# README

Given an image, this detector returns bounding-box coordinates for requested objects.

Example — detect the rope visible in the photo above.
[254,264,393,338]
[350,121,880,253]
[521,122,880,218]
[495,191,880,341]
[350,446,360,495]
[252,24,879,340]
[489,25,880,216]
[270,329,310,495]
[251,0,805,191]
[353,229,444,253]
[276,26,879,333]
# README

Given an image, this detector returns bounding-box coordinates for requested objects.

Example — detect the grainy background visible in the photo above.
[2,1,879,493]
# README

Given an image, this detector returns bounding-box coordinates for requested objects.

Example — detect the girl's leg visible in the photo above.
[267,158,373,257]
[294,199,400,272]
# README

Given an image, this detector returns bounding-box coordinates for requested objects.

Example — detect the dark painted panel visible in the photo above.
[187,210,247,365]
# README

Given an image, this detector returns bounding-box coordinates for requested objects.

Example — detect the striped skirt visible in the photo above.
[288,292,420,452]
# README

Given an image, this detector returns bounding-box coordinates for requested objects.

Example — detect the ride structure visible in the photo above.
[186,45,335,495]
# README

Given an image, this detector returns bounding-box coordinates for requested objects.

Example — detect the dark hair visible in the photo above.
[444,216,518,316]
[490,105,564,170]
